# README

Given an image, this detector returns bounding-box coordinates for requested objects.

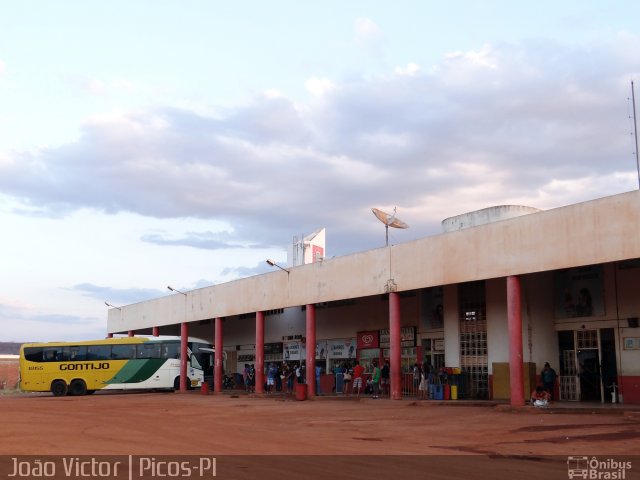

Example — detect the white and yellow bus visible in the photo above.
[19,336,213,396]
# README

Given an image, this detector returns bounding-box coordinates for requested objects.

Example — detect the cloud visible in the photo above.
[0,302,103,342]
[221,262,273,278]
[395,63,421,76]
[72,283,166,305]
[141,231,270,250]
[305,77,336,96]
[355,17,382,40]
[354,17,384,56]
[67,75,136,96]
[1,38,639,256]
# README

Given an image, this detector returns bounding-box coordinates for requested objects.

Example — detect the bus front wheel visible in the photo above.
[69,379,88,396]
[173,377,191,391]
[51,380,68,397]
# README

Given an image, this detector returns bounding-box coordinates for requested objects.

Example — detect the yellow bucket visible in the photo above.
[451,385,458,400]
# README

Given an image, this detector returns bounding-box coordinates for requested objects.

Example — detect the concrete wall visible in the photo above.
[109,191,640,333]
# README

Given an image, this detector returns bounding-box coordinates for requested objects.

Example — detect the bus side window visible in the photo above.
[61,346,86,361]
[23,347,44,362]
[111,344,135,360]
[43,348,59,361]
[136,343,161,359]
[87,345,111,361]
[161,343,180,359]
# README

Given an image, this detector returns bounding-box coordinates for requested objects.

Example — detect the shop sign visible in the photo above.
[238,354,255,362]
[357,330,379,349]
[433,339,445,352]
[264,342,283,355]
[379,327,416,348]
[283,341,306,361]
[327,339,356,359]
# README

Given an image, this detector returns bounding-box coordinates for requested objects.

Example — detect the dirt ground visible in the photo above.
[1,391,638,479]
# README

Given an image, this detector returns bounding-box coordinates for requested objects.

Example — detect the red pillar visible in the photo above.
[507,276,525,406]
[152,326,159,337]
[214,317,224,393]
[180,322,189,392]
[127,330,134,337]
[389,291,402,400]
[255,311,265,394]
[306,304,316,398]
[106,333,113,338]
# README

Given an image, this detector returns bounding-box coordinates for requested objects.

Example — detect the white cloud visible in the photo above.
[1,37,638,257]
[355,17,382,39]
[395,63,421,76]
[443,45,498,69]
[304,77,336,96]
[67,75,136,97]
[354,17,385,56]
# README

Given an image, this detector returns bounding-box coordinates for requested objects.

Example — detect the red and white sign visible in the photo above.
[312,245,324,263]
[357,330,379,349]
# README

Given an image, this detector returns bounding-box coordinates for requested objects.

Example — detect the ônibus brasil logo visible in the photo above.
[567,456,632,479]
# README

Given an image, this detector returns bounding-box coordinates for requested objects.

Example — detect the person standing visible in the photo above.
[412,363,420,395]
[295,363,302,384]
[242,364,250,393]
[315,364,322,395]
[248,364,255,393]
[282,362,293,395]
[371,361,381,399]
[352,361,365,398]
[266,363,277,394]
[380,361,390,397]
[342,364,352,395]
[418,364,428,400]
[541,362,557,400]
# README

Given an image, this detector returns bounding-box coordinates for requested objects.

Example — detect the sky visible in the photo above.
[1,1,639,342]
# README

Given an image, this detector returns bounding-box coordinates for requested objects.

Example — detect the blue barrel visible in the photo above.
[433,384,444,400]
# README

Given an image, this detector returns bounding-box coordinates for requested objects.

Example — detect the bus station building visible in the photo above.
[107,190,640,405]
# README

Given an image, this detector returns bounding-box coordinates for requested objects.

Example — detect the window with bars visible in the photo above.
[459,281,488,399]
[576,329,598,349]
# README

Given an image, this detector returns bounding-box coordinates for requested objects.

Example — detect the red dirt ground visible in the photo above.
[0,359,19,389]
[1,391,638,479]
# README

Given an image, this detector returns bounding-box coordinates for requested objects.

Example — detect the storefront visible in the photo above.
[283,340,305,364]
[381,327,417,373]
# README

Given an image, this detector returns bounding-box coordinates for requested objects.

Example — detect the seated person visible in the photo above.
[530,386,551,407]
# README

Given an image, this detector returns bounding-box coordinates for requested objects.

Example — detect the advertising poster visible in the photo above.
[421,287,444,330]
[316,340,328,359]
[283,341,305,361]
[328,338,356,359]
[554,265,605,318]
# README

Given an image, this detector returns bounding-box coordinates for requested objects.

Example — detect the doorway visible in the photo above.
[557,328,617,402]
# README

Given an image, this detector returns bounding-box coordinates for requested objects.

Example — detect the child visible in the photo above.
[530,386,551,407]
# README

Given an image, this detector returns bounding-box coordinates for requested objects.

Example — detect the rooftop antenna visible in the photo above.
[632,80,639,189]
[372,207,409,247]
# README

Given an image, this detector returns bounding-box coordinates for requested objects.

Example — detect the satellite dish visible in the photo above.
[372,207,409,246]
